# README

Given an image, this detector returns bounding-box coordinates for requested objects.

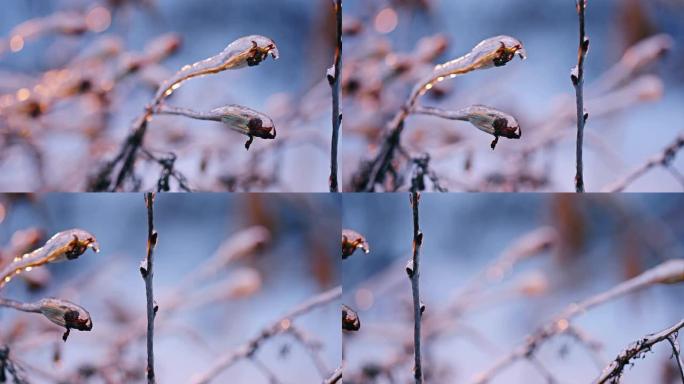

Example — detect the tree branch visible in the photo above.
[328,0,342,192]
[409,192,423,383]
[0,297,41,313]
[594,319,684,384]
[572,0,589,192]
[602,133,684,192]
[141,192,158,383]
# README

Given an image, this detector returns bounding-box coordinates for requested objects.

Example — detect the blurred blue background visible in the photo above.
[0,193,340,383]
[344,0,684,191]
[0,0,335,191]
[343,193,684,383]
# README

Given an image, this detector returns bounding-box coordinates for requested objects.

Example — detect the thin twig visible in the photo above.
[323,365,342,384]
[666,335,684,383]
[572,0,589,192]
[141,192,158,384]
[594,319,684,384]
[0,345,28,384]
[288,325,330,377]
[409,192,424,383]
[328,0,342,192]
[191,286,341,384]
[602,133,684,192]
[0,297,41,313]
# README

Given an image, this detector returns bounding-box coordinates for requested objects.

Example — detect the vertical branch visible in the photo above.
[409,192,423,383]
[572,0,589,192]
[141,192,158,383]
[328,0,343,192]
[666,336,684,383]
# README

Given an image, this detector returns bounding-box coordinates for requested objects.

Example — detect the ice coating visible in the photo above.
[153,35,278,101]
[409,35,526,105]
[0,229,99,289]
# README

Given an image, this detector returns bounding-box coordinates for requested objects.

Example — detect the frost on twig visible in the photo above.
[413,105,521,149]
[594,319,684,384]
[342,229,370,259]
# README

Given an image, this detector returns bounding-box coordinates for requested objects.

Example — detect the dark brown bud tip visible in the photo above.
[342,304,361,331]
[406,259,415,278]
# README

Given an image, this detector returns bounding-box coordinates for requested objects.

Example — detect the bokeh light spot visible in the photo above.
[374,8,398,34]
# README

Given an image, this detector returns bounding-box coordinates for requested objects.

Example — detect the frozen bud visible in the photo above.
[48,229,100,262]
[225,35,279,68]
[419,301,426,315]
[342,229,370,259]
[413,105,520,149]
[154,35,278,101]
[39,298,92,341]
[20,229,98,264]
[1,229,98,290]
[156,105,276,150]
[406,259,414,278]
[211,105,276,146]
[342,304,361,331]
[437,35,525,73]
[571,66,580,85]
[413,35,525,101]
[470,35,526,68]
[465,106,521,141]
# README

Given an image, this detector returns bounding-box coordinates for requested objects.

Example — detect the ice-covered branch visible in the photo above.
[594,319,684,384]
[328,0,343,192]
[602,133,684,192]
[571,0,589,192]
[140,192,158,383]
